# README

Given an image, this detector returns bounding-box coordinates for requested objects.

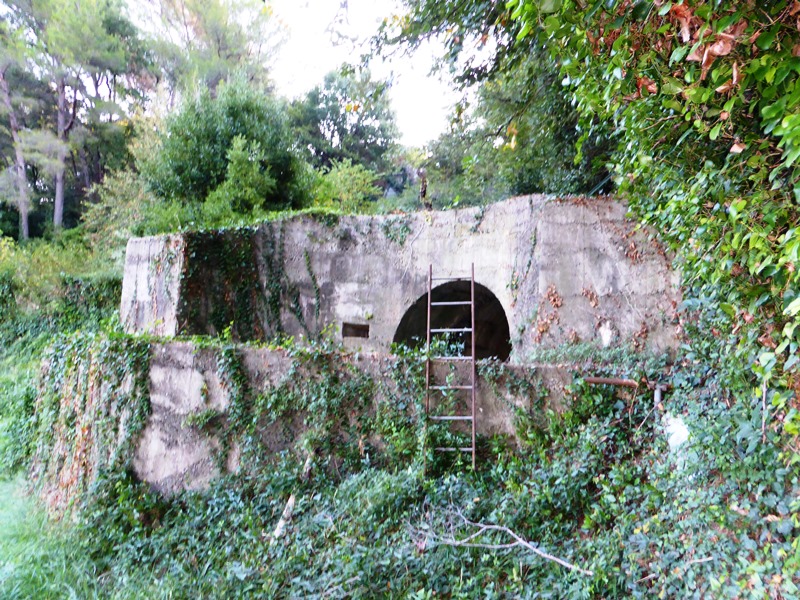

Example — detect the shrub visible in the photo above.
[312,159,381,213]
[141,77,308,211]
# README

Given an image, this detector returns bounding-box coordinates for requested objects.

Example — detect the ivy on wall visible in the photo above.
[176,221,318,342]
[30,332,151,513]
[180,340,432,477]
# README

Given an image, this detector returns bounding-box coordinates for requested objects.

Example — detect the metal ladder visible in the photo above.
[424,263,477,469]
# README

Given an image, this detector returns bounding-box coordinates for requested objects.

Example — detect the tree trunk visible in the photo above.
[78,147,92,197]
[0,68,30,240]
[54,75,67,230]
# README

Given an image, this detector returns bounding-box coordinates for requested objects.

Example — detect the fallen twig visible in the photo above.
[423,508,594,576]
[271,452,314,544]
[322,575,361,598]
[685,556,714,566]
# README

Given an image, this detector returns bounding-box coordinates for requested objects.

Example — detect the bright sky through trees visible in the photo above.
[269,0,458,147]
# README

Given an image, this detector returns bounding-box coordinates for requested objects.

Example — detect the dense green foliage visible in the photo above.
[0,269,122,478]
[5,342,799,597]
[0,478,106,598]
[503,0,800,455]
[142,78,307,212]
[289,67,399,174]
[313,159,383,213]
[375,0,609,207]
[421,47,609,207]
[148,0,278,93]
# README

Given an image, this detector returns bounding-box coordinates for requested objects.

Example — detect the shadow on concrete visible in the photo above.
[392,281,512,360]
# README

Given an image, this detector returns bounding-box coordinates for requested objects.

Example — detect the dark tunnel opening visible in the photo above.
[392,281,512,361]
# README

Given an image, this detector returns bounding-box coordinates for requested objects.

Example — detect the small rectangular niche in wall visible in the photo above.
[342,322,370,338]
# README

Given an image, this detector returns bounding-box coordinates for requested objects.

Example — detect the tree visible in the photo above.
[421,46,609,207]
[288,67,398,174]
[374,0,608,200]
[313,159,382,213]
[146,0,280,95]
[0,24,32,239]
[373,0,525,88]
[3,0,151,231]
[141,77,306,212]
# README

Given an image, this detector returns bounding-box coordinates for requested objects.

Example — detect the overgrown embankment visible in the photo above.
[0,241,123,479]
[1,234,799,598]
[5,321,800,597]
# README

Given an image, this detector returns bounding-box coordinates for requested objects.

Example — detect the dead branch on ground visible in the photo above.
[414,507,594,576]
[271,452,314,544]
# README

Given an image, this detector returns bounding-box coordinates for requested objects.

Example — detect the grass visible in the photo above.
[0,478,102,600]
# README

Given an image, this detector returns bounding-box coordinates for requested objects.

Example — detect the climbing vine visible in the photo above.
[508,0,800,450]
[304,249,321,324]
[31,332,151,513]
[381,216,413,246]
[176,219,320,342]
[178,228,264,340]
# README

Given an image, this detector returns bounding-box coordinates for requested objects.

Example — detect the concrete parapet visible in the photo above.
[120,196,681,361]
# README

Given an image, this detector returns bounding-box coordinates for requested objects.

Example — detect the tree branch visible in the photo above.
[270,452,315,545]
[420,508,594,577]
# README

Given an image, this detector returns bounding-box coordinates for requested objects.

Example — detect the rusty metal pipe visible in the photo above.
[584,376,639,388]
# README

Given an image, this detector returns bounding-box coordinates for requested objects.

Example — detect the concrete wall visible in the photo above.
[120,195,681,362]
[120,234,185,337]
[38,196,683,504]
[135,342,545,496]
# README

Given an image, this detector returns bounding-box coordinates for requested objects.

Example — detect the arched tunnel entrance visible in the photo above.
[393,281,512,361]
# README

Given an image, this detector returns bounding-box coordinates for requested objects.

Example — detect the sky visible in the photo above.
[269,0,460,148]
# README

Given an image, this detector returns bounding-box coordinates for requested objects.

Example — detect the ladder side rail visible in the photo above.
[426,263,478,470]
[426,264,432,414]
[471,263,477,469]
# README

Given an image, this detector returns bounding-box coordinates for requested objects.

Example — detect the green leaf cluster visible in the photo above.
[141,77,307,213]
[506,0,800,452]
[312,159,382,214]
[288,67,399,174]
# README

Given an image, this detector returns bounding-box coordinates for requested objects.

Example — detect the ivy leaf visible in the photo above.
[755,25,780,51]
[631,1,652,21]
[539,0,562,14]
[784,296,800,316]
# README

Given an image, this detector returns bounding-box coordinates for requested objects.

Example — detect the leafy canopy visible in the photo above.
[142,77,306,211]
[374,1,609,205]
[147,0,280,93]
[508,0,800,444]
[288,66,398,174]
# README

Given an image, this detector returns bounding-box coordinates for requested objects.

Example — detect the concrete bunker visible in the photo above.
[392,281,512,360]
[35,195,685,501]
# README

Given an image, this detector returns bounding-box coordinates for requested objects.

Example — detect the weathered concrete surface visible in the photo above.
[120,196,681,362]
[135,342,551,495]
[120,235,185,336]
[134,342,301,495]
[34,336,638,504]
